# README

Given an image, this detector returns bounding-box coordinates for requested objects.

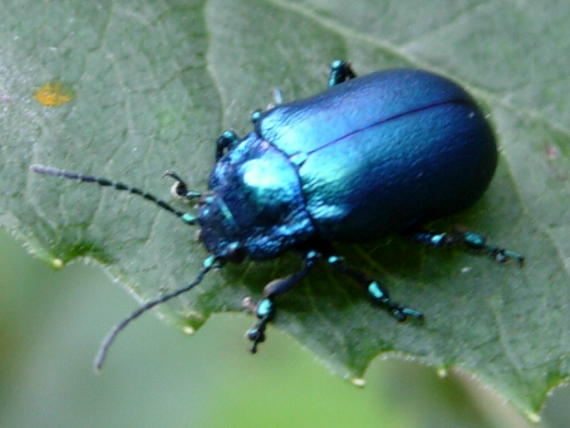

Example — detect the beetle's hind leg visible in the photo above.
[407,229,524,266]
[244,251,319,353]
[327,255,424,321]
[328,60,357,87]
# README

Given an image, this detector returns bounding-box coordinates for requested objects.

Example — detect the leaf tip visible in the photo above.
[182,326,195,335]
[350,377,366,387]
[51,258,64,269]
[526,412,541,423]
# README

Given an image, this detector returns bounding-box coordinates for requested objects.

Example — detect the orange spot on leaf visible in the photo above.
[34,81,74,106]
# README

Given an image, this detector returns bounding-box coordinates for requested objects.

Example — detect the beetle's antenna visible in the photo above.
[94,257,219,370]
[30,164,196,224]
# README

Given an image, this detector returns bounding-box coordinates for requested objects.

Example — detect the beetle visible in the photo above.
[32,60,523,368]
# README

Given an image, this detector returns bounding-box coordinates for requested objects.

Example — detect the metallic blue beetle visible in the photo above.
[32,61,523,368]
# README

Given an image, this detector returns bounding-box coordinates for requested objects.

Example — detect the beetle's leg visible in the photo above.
[408,230,524,266]
[250,109,263,125]
[245,250,320,353]
[327,255,424,321]
[264,89,285,110]
[162,171,202,202]
[328,60,357,87]
[216,130,239,160]
[271,88,284,106]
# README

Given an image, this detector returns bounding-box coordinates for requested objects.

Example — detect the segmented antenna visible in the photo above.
[95,259,217,370]
[30,164,196,224]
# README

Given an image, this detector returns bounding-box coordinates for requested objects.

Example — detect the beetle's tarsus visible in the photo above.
[247,315,269,353]
[328,59,357,87]
[163,170,188,197]
[247,325,266,354]
[246,297,275,353]
[402,307,425,320]
[378,297,424,323]
[392,309,407,322]
[409,230,524,267]
[490,248,525,266]
[325,253,423,322]
[215,130,239,160]
[245,252,318,352]
[250,109,262,124]
[163,170,202,201]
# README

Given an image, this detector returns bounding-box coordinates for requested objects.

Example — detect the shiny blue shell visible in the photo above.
[203,69,496,259]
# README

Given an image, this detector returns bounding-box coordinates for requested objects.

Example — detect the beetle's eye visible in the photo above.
[225,242,245,262]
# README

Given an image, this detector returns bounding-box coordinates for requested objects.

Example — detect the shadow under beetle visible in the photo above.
[32,60,524,369]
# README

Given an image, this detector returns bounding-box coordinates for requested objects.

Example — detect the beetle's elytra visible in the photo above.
[32,60,523,368]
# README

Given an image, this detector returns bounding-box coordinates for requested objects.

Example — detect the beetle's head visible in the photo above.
[200,135,317,261]
[197,194,246,263]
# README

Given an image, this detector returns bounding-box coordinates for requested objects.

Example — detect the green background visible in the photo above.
[1,229,568,427]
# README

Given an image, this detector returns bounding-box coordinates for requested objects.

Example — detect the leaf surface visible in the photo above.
[1,0,568,417]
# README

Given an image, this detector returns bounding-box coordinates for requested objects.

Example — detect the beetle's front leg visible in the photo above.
[408,230,524,266]
[244,251,320,353]
[162,171,202,202]
[216,130,240,160]
[326,255,424,321]
[328,60,357,87]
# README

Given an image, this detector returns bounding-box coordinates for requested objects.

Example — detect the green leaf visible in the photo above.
[1,0,568,418]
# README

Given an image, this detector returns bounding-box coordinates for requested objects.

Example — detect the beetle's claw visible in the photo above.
[388,303,424,322]
[392,309,407,322]
[247,328,264,353]
[163,170,189,198]
[242,296,258,313]
[163,170,202,200]
[491,248,525,267]
[402,307,425,321]
[162,170,183,181]
[246,298,274,353]
[247,325,266,354]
